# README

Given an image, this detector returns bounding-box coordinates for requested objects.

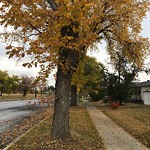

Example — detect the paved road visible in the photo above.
[0,100,40,133]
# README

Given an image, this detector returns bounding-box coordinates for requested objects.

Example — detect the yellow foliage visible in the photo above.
[0,0,149,77]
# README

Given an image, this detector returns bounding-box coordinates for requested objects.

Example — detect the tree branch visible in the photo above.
[21,13,42,34]
[46,0,57,11]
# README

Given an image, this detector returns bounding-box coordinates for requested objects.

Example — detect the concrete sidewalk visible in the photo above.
[85,102,149,150]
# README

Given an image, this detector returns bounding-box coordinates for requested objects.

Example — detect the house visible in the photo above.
[133,80,150,105]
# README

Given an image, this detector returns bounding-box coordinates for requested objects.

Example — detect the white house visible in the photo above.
[133,81,150,105]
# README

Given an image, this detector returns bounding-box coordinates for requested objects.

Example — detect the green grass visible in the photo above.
[8,106,104,150]
[93,101,150,148]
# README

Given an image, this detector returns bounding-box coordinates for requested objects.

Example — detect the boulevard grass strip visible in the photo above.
[94,102,150,148]
[0,93,37,101]
[1,108,52,149]
[8,106,104,150]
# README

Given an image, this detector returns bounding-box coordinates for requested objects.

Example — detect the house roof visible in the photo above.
[134,80,150,87]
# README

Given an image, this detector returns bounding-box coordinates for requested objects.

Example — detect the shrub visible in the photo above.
[89,91,103,101]
[110,101,120,109]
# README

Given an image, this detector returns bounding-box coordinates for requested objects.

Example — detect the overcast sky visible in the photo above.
[0,12,150,85]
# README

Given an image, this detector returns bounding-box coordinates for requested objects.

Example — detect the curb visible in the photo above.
[3,116,49,150]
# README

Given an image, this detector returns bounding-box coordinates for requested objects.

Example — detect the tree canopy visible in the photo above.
[0,0,149,76]
[73,56,104,96]
[0,70,19,95]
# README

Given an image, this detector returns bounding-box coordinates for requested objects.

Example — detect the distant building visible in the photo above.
[133,80,150,105]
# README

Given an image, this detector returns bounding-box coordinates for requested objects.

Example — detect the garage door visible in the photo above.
[143,92,150,105]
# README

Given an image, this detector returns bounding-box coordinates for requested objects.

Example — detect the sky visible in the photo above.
[0,12,150,86]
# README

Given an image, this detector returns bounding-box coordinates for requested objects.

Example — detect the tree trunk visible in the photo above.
[70,85,77,106]
[23,91,25,97]
[0,90,2,96]
[51,65,71,139]
[51,22,79,139]
[118,68,123,105]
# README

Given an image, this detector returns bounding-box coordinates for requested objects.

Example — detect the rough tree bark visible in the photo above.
[51,63,71,139]
[51,46,79,139]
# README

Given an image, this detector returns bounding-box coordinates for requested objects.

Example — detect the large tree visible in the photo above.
[4,75,19,94]
[101,70,136,104]
[0,70,9,96]
[109,49,139,104]
[72,56,105,102]
[0,70,19,95]
[0,0,149,139]
[19,75,33,97]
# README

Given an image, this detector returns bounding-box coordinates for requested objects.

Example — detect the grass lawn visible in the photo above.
[93,101,150,148]
[0,93,41,101]
[7,106,104,150]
